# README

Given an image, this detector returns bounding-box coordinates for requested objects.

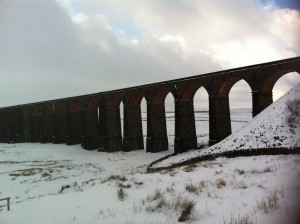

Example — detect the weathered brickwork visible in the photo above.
[0,57,299,153]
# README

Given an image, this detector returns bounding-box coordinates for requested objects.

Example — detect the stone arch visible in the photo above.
[152,87,173,104]
[108,95,123,109]
[181,83,209,101]
[67,99,83,145]
[273,71,300,101]
[106,94,123,152]
[193,86,210,147]
[261,69,299,94]
[85,97,99,111]
[128,92,145,107]
[82,96,100,150]
[32,105,43,142]
[53,101,68,144]
[41,103,54,143]
[217,76,253,97]
[122,92,146,151]
[69,101,81,113]
[56,101,67,113]
[228,80,252,133]
[212,77,253,144]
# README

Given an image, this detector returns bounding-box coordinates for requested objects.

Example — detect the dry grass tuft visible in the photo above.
[185,181,207,195]
[183,163,198,172]
[186,183,198,194]
[235,169,245,175]
[102,175,127,183]
[255,190,279,214]
[250,166,273,174]
[216,178,226,188]
[147,189,163,201]
[143,190,196,222]
[178,199,196,222]
[223,213,254,224]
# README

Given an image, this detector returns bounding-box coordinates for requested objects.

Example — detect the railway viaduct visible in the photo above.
[0,57,299,153]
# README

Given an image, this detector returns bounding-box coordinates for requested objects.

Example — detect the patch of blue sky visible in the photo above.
[259,0,300,10]
[111,17,142,40]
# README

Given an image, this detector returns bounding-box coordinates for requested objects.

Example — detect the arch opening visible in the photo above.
[120,100,124,140]
[193,87,209,147]
[165,92,175,150]
[140,97,147,150]
[228,79,252,133]
[272,72,300,101]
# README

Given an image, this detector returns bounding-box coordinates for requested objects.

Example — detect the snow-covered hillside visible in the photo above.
[151,83,300,169]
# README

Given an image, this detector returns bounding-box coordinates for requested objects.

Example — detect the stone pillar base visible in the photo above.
[81,136,100,150]
[65,136,81,145]
[174,137,197,154]
[123,137,144,152]
[146,136,168,153]
[40,136,52,143]
[52,136,66,144]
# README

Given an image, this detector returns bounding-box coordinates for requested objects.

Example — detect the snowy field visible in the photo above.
[1,84,299,223]
[0,144,299,224]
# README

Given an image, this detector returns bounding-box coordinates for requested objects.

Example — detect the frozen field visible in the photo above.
[0,144,299,224]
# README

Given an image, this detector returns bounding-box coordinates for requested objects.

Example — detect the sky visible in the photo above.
[0,0,300,108]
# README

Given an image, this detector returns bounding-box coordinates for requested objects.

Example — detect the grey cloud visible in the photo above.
[0,0,299,107]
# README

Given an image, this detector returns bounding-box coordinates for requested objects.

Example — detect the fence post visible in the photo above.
[0,197,10,211]
[7,197,10,211]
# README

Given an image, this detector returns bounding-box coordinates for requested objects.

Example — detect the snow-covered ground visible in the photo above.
[0,144,299,224]
[0,84,299,223]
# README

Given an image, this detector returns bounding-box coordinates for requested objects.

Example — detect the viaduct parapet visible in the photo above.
[0,57,299,153]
